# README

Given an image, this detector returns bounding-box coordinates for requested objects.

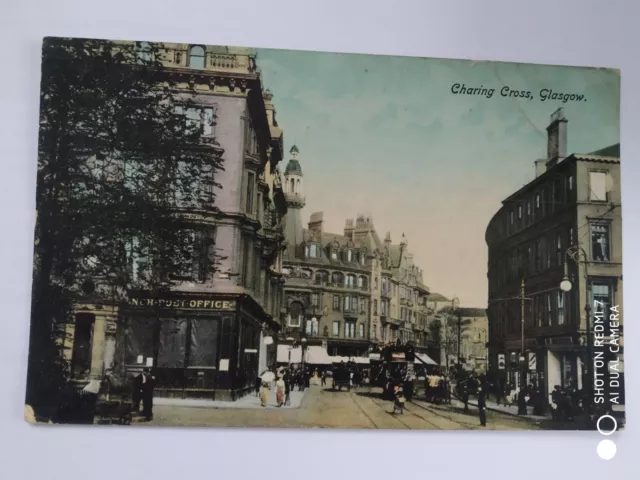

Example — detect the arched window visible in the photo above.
[331,272,344,285]
[346,249,352,262]
[135,42,154,64]
[288,302,303,327]
[346,274,356,287]
[290,178,295,193]
[189,45,206,69]
[315,270,329,284]
[297,179,301,191]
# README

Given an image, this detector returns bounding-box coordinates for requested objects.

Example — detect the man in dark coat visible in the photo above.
[133,371,144,413]
[141,368,155,421]
[477,385,487,427]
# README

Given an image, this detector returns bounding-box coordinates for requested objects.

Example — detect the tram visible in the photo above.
[371,342,436,400]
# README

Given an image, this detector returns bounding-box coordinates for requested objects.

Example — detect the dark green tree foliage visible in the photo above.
[28,37,225,414]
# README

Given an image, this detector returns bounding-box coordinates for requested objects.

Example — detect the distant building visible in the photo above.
[486,108,623,404]
[279,147,432,359]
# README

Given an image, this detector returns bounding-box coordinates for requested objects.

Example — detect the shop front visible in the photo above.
[119,292,277,401]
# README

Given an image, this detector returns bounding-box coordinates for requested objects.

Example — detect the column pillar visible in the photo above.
[89,316,106,379]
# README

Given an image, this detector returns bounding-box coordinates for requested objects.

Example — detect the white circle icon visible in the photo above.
[597,439,617,460]
[596,415,617,435]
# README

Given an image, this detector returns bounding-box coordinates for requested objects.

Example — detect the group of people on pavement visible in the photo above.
[256,366,311,407]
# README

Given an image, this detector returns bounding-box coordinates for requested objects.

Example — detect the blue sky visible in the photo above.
[256,48,620,307]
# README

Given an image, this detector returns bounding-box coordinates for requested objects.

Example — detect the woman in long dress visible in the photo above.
[275,377,286,407]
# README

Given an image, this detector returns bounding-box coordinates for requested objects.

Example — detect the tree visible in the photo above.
[27,37,225,414]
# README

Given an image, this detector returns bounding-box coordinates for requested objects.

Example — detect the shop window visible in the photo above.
[189,318,219,367]
[332,321,340,336]
[589,171,607,201]
[125,316,155,366]
[158,318,188,368]
[189,45,206,69]
[71,314,94,377]
[591,224,610,261]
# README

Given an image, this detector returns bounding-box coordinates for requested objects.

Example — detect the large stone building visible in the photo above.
[66,42,288,400]
[486,108,623,404]
[278,147,432,359]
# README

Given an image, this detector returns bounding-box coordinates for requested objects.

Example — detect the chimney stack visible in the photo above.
[546,108,568,169]
[534,159,546,177]
[344,218,354,238]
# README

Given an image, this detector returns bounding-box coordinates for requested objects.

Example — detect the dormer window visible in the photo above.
[331,249,338,260]
[189,45,206,69]
[309,244,318,258]
[346,249,353,262]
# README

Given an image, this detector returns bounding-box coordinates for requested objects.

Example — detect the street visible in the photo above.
[138,385,541,430]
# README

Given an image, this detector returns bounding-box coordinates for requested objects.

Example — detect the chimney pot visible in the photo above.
[546,108,568,169]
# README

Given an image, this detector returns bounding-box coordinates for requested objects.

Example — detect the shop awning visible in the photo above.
[277,344,302,363]
[305,346,333,365]
[415,353,438,366]
[330,356,370,364]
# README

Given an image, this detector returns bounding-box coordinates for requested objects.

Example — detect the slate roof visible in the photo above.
[589,143,620,158]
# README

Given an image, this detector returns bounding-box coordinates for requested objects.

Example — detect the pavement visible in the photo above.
[153,388,306,410]
[136,385,542,430]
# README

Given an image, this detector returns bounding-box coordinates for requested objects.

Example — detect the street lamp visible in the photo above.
[287,336,294,369]
[560,245,593,405]
[301,338,307,389]
[518,353,527,415]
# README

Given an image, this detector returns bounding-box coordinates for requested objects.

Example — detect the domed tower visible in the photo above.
[283,145,306,248]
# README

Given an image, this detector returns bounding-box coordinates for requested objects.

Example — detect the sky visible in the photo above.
[255,48,620,307]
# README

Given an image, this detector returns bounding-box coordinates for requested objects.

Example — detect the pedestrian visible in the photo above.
[392,384,406,414]
[477,385,487,427]
[275,376,285,407]
[132,370,144,413]
[141,368,155,421]
[495,377,504,405]
[284,371,291,406]
[462,378,470,413]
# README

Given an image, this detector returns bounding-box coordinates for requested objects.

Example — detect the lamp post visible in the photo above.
[559,245,593,404]
[286,336,295,369]
[517,278,528,415]
[300,337,307,390]
[450,296,460,372]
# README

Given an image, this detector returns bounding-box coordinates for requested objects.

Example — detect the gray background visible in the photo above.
[0,0,637,477]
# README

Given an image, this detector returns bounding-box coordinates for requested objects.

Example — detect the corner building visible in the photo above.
[485,108,623,405]
[66,43,288,401]
[279,147,431,358]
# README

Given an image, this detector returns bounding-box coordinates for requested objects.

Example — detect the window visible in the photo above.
[315,270,328,284]
[589,171,607,201]
[556,233,562,266]
[288,302,303,327]
[332,321,340,336]
[359,324,365,338]
[373,325,377,339]
[569,227,575,246]
[135,41,153,64]
[189,45,206,69]
[518,204,522,219]
[346,249,352,262]
[345,322,356,338]
[526,201,531,217]
[373,299,378,315]
[175,105,216,137]
[309,244,318,258]
[557,291,565,325]
[381,300,388,316]
[332,272,344,284]
[536,192,541,209]
[546,293,552,326]
[333,295,340,311]
[592,283,612,332]
[568,175,573,192]
[374,277,378,289]
[331,249,338,260]
[246,172,255,214]
[343,296,350,311]
[360,251,367,265]
[510,211,514,225]
[360,298,366,313]
[345,274,356,287]
[311,293,320,308]
[591,224,610,261]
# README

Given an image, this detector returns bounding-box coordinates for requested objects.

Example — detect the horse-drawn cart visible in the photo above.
[332,366,351,392]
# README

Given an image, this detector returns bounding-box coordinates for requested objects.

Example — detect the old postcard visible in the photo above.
[26,37,623,431]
